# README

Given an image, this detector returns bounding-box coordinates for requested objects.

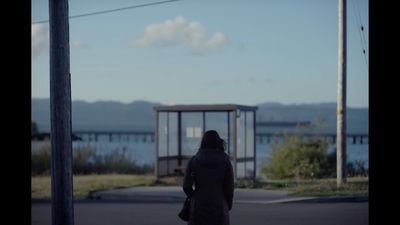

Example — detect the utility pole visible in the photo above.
[49,0,74,224]
[337,0,347,187]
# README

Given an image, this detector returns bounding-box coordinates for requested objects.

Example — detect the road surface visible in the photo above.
[32,201,368,225]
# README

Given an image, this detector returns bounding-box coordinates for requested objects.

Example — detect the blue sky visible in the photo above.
[32,0,369,107]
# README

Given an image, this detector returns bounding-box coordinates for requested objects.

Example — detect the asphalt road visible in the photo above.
[32,201,368,225]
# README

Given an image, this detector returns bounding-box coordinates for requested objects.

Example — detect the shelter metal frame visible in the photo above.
[154,104,258,180]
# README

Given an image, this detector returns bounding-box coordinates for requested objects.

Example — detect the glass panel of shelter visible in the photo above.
[245,111,255,178]
[157,112,168,176]
[246,111,254,158]
[181,112,203,156]
[168,112,178,156]
[158,112,168,157]
[236,110,245,159]
[236,110,256,179]
[168,112,178,174]
[205,112,230,153]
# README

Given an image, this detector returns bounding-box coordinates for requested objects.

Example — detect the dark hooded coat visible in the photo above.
[182,148,234,225]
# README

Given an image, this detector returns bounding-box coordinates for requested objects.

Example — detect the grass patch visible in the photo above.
[261,176,369,197]
[32,174,368,200]
[233,176,368,197]
[32,174,157,199]
[155,176,184,186]
[289,177,369,197]
[235,179,264,189]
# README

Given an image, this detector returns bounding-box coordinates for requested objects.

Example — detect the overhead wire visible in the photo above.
[354,0,368,51]
[350,0,368,68]
[32,0,181,24]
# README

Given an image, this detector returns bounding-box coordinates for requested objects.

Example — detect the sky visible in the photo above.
[31,0,369,107]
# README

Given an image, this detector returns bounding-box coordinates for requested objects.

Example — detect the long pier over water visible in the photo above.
[54,131,368,145]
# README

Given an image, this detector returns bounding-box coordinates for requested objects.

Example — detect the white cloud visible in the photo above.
[31,24,49,58]
[131,16,228,53]
[205,32,229,51]
[72,40,89,49]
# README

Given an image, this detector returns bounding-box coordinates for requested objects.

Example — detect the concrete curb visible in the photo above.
[32,195,368,204]
[41,186,367,204]
[235,197,319,204]
[88,193,368,204]
[277,196,369,203]
[89,193,186,203]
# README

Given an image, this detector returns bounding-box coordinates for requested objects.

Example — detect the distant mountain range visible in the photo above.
[32,99,368,134]
[32,98,161,132]
[256,102,368,134]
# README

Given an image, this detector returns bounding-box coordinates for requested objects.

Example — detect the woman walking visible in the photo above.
[182,130,234,225]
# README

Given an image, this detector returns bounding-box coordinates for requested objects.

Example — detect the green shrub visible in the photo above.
[31,143,153,175]
[31,142,52,175]
[32,121,39,137]
[319,151,336,178]
[319,150,369,178]
[261,133,329,181]
[73,146,96,174]
[347,159,368,177]
[260,132,369,181]
[89,148,153,174]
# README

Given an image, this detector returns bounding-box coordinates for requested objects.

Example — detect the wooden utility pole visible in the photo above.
[336,0,347,187]
[49,0,74,224]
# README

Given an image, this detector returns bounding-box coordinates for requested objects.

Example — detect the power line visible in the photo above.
[352,0,368,58]
[354,0,368,50]
[32,0,181,24]
[350,0,368,68]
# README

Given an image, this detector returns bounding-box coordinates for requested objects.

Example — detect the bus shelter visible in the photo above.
[154,104,257,180]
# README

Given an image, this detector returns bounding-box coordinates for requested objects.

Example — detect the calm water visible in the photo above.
[32,139,368,178]
[73,141,369,176]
